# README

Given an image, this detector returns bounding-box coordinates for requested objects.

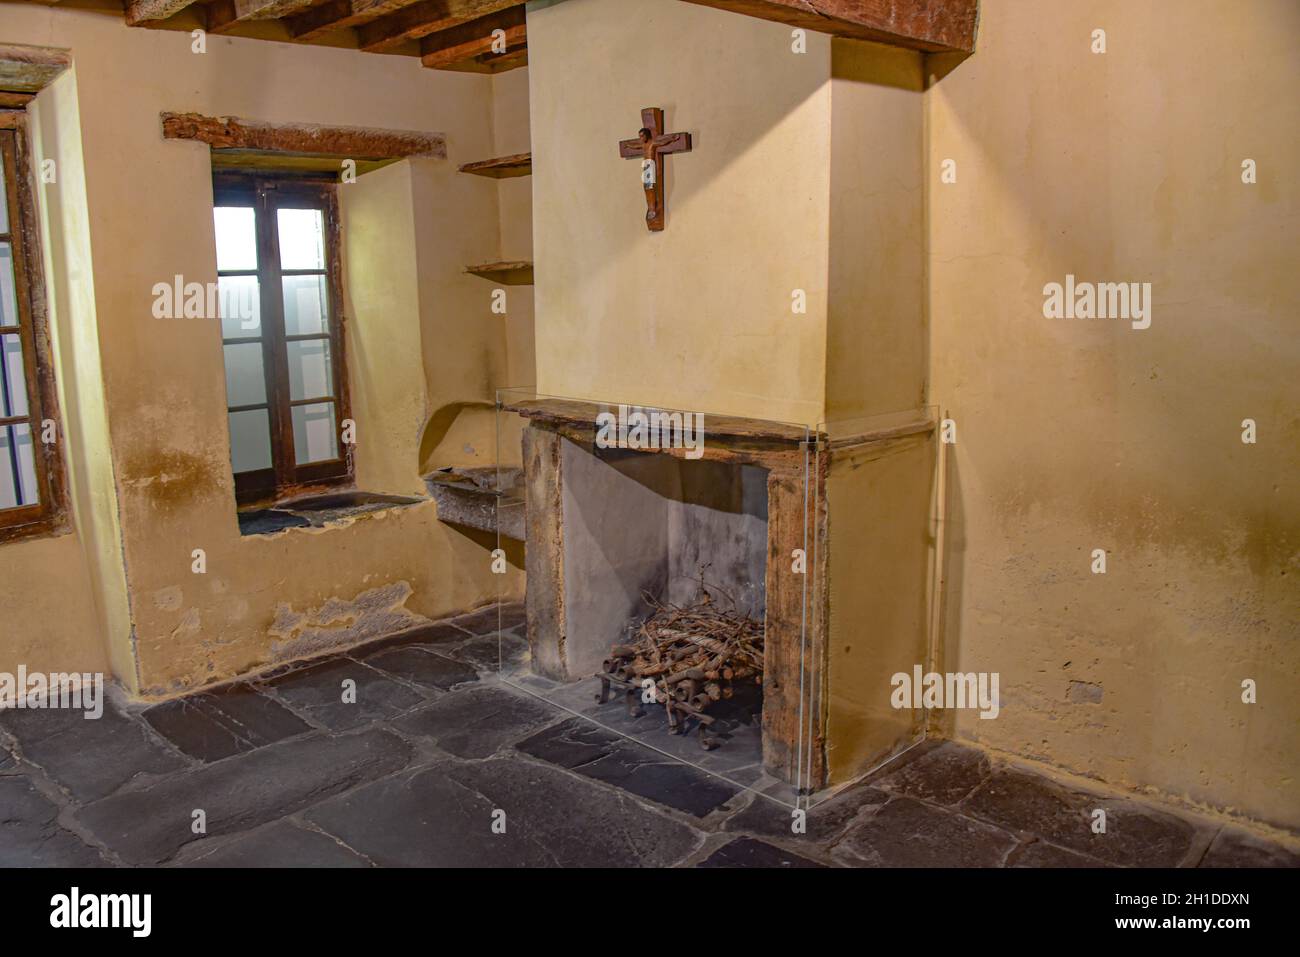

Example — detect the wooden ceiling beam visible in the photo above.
[160,112,447,160]
[206,0,323,33]
[419,7,525,71]
[0,43,72,93]
[283,0,420,41]
[681,0,978,53]
[357,0,523,54]
[124,0,198,26]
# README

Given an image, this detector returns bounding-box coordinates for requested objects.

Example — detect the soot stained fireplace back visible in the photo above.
[506,397,829,791]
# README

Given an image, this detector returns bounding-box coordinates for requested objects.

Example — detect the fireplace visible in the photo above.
[499,394,826,793]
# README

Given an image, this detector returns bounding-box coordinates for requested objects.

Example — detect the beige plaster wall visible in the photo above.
[1,5,521,694]
[492,66,535,391]
[528,0,832,426]
[929,0,1300,829]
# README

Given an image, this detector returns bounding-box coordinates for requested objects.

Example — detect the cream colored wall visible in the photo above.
[825,39,927,423]
[0,67,124,683]
[1,5,521,694]
[929,0,1300,829]
[528,0,831,426]
[492,67,535,391]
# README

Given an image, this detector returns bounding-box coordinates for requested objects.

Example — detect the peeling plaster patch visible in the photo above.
[169,608,201,641]
[268,581,430,662]
[152,586,183,611]
[1067,680,1104,704]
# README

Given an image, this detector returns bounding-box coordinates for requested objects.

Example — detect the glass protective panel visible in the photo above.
[286,338,332,401]
[292,402,337,464]
[0,160,8,234]
[0,242,18,327]
[1,333,28,418]
[228,408,272,474]
[222,341,267,407]
[281,274,329,336]
[0,422,38,509]
[213,207,257,272]
[219,275,261,339]
[277,208,325,270]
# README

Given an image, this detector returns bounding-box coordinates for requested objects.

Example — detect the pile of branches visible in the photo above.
[597,587,763,747]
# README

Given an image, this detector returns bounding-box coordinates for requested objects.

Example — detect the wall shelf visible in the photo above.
[465,260,533,285]
[458,152,532,178]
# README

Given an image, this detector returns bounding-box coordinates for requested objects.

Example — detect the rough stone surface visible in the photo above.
[451,602,526,635]
[699,836,825,868]
[517,718,740,818]
[393,685,557,758]
[75,729,411,864]
[1199,827,1300,868]
[0,743,15,773]
[361,646,479,691]
[1009,840,1112,868]
[307,759,702,867]
[836,797,1017,867]
[452,633,529,672]
[877,740,991,805]
[180,820,371,868]
[0,776,105,866]
[0,697,187,802]
[963,768,1200,868]
[723,784,889,843]
[143,685,310,761]
[268,658,425,731]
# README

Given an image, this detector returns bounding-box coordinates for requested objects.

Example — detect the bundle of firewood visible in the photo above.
[598,590,763,743]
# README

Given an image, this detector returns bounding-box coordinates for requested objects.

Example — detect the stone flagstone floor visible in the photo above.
[1,603,1296,868]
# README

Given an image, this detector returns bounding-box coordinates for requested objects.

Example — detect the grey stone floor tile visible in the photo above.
[0,776,106,867]
[450,602,526,636]
[452,633,529,672]
[963,768,1199,868]
[143,685,310,762]
[1199,826,1300,868]
[361,646,479,691]
[0,697,187,802]
[1009,840,1113,868]
[724,783,890,843]
[876,741,991,806]
[698,836,825,868]
[179,820,371,868]
[306,758,701,867]
[835,797,1017,867]
[393,684,558,758]
[74,729,411,865]
[516,718,740,818]
[269,658,425,731]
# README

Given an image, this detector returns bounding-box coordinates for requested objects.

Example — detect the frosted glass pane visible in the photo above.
[0,423,38,509]
[223,341,267,407]
[286,338,332,401]
[278,208,324,270]
[292,402,337,465]
[1,333,28,418]
[214,207,257,272]
[0,243,17,327]
[228,409,272,474]
[281,274,328,336]
[219,275,261,339]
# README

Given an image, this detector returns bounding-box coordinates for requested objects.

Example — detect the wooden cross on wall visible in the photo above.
[618,108,692,232]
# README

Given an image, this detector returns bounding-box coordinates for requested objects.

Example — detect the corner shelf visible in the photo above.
[458,152,532,179]
[465,260,533,285]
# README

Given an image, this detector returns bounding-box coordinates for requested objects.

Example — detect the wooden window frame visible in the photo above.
[0,114,68,545]
[213,171,353,506]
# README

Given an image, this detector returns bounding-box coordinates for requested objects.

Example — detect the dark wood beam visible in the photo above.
[682,0,978,53]
[160,112,447,160]
[0,44,71,93]
[358,0,523,53]
[283,0,421,41]
[418,7,525,70]
[125,0,197,26]
[206,0,324,33]
[0,92,37,109]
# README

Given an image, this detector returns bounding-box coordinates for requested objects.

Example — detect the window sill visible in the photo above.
[237,490,424,537]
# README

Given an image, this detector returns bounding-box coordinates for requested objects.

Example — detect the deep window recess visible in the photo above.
[0,121,66,542]
[213,174,352,505]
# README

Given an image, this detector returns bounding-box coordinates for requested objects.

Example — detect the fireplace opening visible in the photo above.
[565,445,768,751]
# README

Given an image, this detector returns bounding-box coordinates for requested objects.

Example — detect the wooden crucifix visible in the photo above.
[618,108,692,232]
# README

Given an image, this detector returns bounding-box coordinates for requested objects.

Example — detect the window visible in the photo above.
[0,121,65,542]
[212,174,351,504]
